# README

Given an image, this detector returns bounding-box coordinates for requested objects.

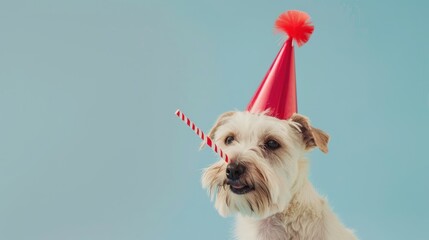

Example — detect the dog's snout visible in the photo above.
[226,163,246,181]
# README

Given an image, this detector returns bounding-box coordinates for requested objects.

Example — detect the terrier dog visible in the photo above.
[202,111,357,240]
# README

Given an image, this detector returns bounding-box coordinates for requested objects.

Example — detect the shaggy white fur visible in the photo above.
[235,160,357,240]
[202,111,358,240]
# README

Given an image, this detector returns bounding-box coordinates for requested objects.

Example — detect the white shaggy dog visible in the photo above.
[202,111,357,240]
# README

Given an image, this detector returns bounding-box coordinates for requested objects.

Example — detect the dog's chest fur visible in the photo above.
[236,200,325,240]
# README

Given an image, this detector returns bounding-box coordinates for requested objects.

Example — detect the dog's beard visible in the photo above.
[202,157,293,218]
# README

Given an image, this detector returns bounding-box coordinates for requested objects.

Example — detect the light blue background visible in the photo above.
[0,0,428,239]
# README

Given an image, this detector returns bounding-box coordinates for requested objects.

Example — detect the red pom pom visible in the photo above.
[275,10,314,47]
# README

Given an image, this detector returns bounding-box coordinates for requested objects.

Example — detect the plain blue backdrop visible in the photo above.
[1,0,428,239]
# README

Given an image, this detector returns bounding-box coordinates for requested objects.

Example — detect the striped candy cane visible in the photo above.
[175,109,229,163]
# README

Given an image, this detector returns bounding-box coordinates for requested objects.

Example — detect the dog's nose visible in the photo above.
[226,163,246,181]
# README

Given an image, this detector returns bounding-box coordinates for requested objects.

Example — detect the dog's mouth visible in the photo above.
[228,181,255,195]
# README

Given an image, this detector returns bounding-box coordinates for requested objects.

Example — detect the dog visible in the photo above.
[202,111,357,240]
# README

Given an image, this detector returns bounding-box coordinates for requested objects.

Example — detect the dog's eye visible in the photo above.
[225,136,235,145]
[265,139,280,150]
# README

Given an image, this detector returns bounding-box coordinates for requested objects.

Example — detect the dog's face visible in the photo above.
[202,111,329,218]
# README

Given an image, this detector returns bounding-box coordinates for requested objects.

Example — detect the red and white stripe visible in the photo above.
[175,109,229,163]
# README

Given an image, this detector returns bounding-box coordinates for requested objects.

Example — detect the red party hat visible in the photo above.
[246,10,314,120]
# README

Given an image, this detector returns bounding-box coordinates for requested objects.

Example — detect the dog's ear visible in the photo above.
[200,111,236,149]
[290,113,329,153]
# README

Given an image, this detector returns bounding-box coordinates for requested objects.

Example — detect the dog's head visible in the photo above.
[201,111,329,218]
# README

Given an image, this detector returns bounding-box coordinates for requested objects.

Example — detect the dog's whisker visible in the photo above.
[246,199,254,213]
